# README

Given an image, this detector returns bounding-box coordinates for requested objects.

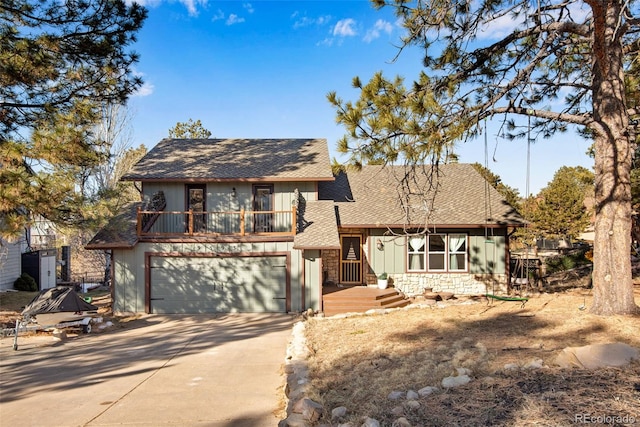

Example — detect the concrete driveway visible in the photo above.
[0,314,294,427]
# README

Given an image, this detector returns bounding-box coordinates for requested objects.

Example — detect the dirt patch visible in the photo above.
[304,287,640,426]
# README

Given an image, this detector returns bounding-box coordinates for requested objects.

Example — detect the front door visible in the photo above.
[340,234,362,284]
[253,184,274,232]
[186,184,206,233]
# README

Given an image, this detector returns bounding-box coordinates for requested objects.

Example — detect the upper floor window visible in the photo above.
[407,233,468,272]
[253,184,274,232]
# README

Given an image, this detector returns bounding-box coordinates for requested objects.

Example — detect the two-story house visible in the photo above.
[87,138,525,315]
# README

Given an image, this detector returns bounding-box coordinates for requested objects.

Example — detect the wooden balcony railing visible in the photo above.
[136,207,297,237]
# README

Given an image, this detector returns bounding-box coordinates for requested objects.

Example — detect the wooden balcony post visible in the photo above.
[136,206,142,236]
[188,209,193,235]
[240,208,245,236]
[292,206,297,235]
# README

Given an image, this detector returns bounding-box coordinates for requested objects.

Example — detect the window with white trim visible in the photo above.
[406,233,468,272]
[428,234,446,271]
[407,236,426,271]
[448,234,467,272]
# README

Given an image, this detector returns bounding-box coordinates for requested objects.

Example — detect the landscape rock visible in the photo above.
[392,417,412,427]
[555,342,640,369]
[390,405,404,416]
[52,329,67,341]
[278,413,309,427]
[406,390,419,400]
[418,386,438,396]
[503,363,519,370]
[387,391,405,400]
[361,417,381,427]
[456,367,472,376]
[524,358,544,369]
[404,400,420,409]
[292,398,323,422]
[98,321,114,330]
[441,374,471,388]
[332,406,347,419]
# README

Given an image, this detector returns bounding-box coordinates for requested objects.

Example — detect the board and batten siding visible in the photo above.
[366,229,508,275]
[302,249,322,311]
[142,182,318,213]
[112,240,316,314]
[0,238,23,290]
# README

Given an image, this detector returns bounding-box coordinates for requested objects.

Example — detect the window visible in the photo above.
[428,234,446,271]
[186,184,206,233]
[407,236,426,271]
[253,184,273,232]
[448,234,467,271]
[406,233,468,272]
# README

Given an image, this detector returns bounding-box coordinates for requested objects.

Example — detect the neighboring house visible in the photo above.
[0,237,23,291]
[87,138,524,315]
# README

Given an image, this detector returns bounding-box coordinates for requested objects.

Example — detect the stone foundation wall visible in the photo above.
[321,248,507,296]
[390,272,509,296]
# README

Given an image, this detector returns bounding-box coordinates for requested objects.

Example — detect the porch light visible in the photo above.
[376,239,384,251]
[231,187,236,198]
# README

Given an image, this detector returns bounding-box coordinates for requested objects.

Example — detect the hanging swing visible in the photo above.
[482,117,530,307]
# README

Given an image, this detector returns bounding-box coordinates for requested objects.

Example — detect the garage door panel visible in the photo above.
[150,256,286,314]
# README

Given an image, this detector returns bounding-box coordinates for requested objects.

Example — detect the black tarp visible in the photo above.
[22,286,98,317]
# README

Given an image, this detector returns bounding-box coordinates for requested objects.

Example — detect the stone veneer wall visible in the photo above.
[320,249,508,296]
[321,249,340,284]
[390,272,509,296]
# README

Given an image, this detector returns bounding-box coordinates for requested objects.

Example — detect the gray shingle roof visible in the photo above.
[122,138,334,181]
[85,202,140,249]
[318,164,525,228]
[293,201,340,249]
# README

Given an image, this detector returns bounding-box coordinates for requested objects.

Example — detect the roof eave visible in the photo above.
[121,176,335,183]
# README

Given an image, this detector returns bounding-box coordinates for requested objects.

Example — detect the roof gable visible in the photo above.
[123,138,334,182]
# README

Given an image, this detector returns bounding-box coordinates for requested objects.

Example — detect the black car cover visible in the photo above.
[22,286,98,317]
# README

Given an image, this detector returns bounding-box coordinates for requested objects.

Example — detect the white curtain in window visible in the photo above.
[409,237,425,251]
[409,237,425,270]
[449,235,466,269]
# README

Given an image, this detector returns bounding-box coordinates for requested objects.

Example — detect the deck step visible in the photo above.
[322,286,410,316]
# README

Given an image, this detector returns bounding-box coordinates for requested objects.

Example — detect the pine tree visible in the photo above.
[329,0,639,315]
[0,0,147,238]
[531,167,593,240]
[168,119,213,139]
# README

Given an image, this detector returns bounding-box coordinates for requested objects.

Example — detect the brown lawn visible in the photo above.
[304,287,640,426]
[2,281,639,426]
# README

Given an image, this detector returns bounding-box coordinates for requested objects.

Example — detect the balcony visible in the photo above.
[136,207,297,237]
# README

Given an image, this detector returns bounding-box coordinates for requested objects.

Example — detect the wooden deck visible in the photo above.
[322,285,410,316]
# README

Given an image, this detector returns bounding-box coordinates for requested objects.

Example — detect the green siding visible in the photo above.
[469,233,506,274]
[365,229,508,275]
[303,250,321,311]
[365,232,408,275]
[113,248,145,313]
[142,181,318,213]
[111,241,318,314]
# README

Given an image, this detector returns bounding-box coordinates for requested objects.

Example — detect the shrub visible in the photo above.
[14,273,37,292]
[545,250,591,274]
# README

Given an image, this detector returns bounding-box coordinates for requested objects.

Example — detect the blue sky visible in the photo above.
[127,0,593,196]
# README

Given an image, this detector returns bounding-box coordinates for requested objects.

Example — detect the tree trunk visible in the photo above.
[590,0,638,315]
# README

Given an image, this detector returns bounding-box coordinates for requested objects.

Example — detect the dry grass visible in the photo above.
[304,287,640,426]
[0,291,39,315]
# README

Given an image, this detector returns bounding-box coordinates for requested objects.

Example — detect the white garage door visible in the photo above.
[149,256,287,314]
